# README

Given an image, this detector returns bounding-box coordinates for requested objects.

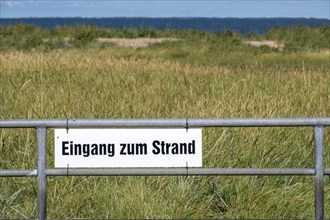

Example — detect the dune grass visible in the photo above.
[0,25,329,219]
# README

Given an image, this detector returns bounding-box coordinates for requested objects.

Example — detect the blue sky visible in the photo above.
[1,0,329,19]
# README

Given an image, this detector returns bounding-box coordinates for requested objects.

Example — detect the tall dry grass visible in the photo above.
[1,36,329,219]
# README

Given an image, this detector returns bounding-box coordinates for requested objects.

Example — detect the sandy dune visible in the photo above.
[96,37,285,51]
[244,40,285,51]
[96,38,178,48]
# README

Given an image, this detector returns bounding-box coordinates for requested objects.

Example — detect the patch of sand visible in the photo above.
[96,38,179,48]
[244,40,285,51]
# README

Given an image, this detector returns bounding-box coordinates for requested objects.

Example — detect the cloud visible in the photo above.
[2,0,34,8]
[4,1,14,8]
[72,2,78,7]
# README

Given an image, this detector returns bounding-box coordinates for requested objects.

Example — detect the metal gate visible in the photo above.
[1,118,329,220]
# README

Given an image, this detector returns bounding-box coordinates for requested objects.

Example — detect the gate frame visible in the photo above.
[1,118,329,220]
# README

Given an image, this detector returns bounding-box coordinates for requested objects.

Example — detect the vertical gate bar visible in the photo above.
[314,126,324,220]
[37,127,47,220]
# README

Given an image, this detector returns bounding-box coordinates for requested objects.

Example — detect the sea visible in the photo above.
[0,17,329,35]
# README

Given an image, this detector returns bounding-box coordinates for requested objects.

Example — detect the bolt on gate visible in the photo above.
[0,118,329,220]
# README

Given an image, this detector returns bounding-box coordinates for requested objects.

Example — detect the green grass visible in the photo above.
[0,25,329,219]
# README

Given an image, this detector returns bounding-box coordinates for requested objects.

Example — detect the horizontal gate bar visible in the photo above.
[325,168,330,175]
[3,168,329,177]
[46,168,316,176]
[0,169,37,177]
[1,117,330,128]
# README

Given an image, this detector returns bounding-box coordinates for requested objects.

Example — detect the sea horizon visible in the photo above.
[1,17,329,35]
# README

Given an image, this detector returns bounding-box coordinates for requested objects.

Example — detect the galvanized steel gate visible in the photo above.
[1,118,329,220]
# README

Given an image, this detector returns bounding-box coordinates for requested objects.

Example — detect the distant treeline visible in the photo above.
[1,17,329,34]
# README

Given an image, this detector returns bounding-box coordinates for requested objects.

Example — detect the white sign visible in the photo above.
[55,129,202,168]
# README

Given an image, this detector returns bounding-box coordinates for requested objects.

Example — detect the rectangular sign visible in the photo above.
[55,128,202,168]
